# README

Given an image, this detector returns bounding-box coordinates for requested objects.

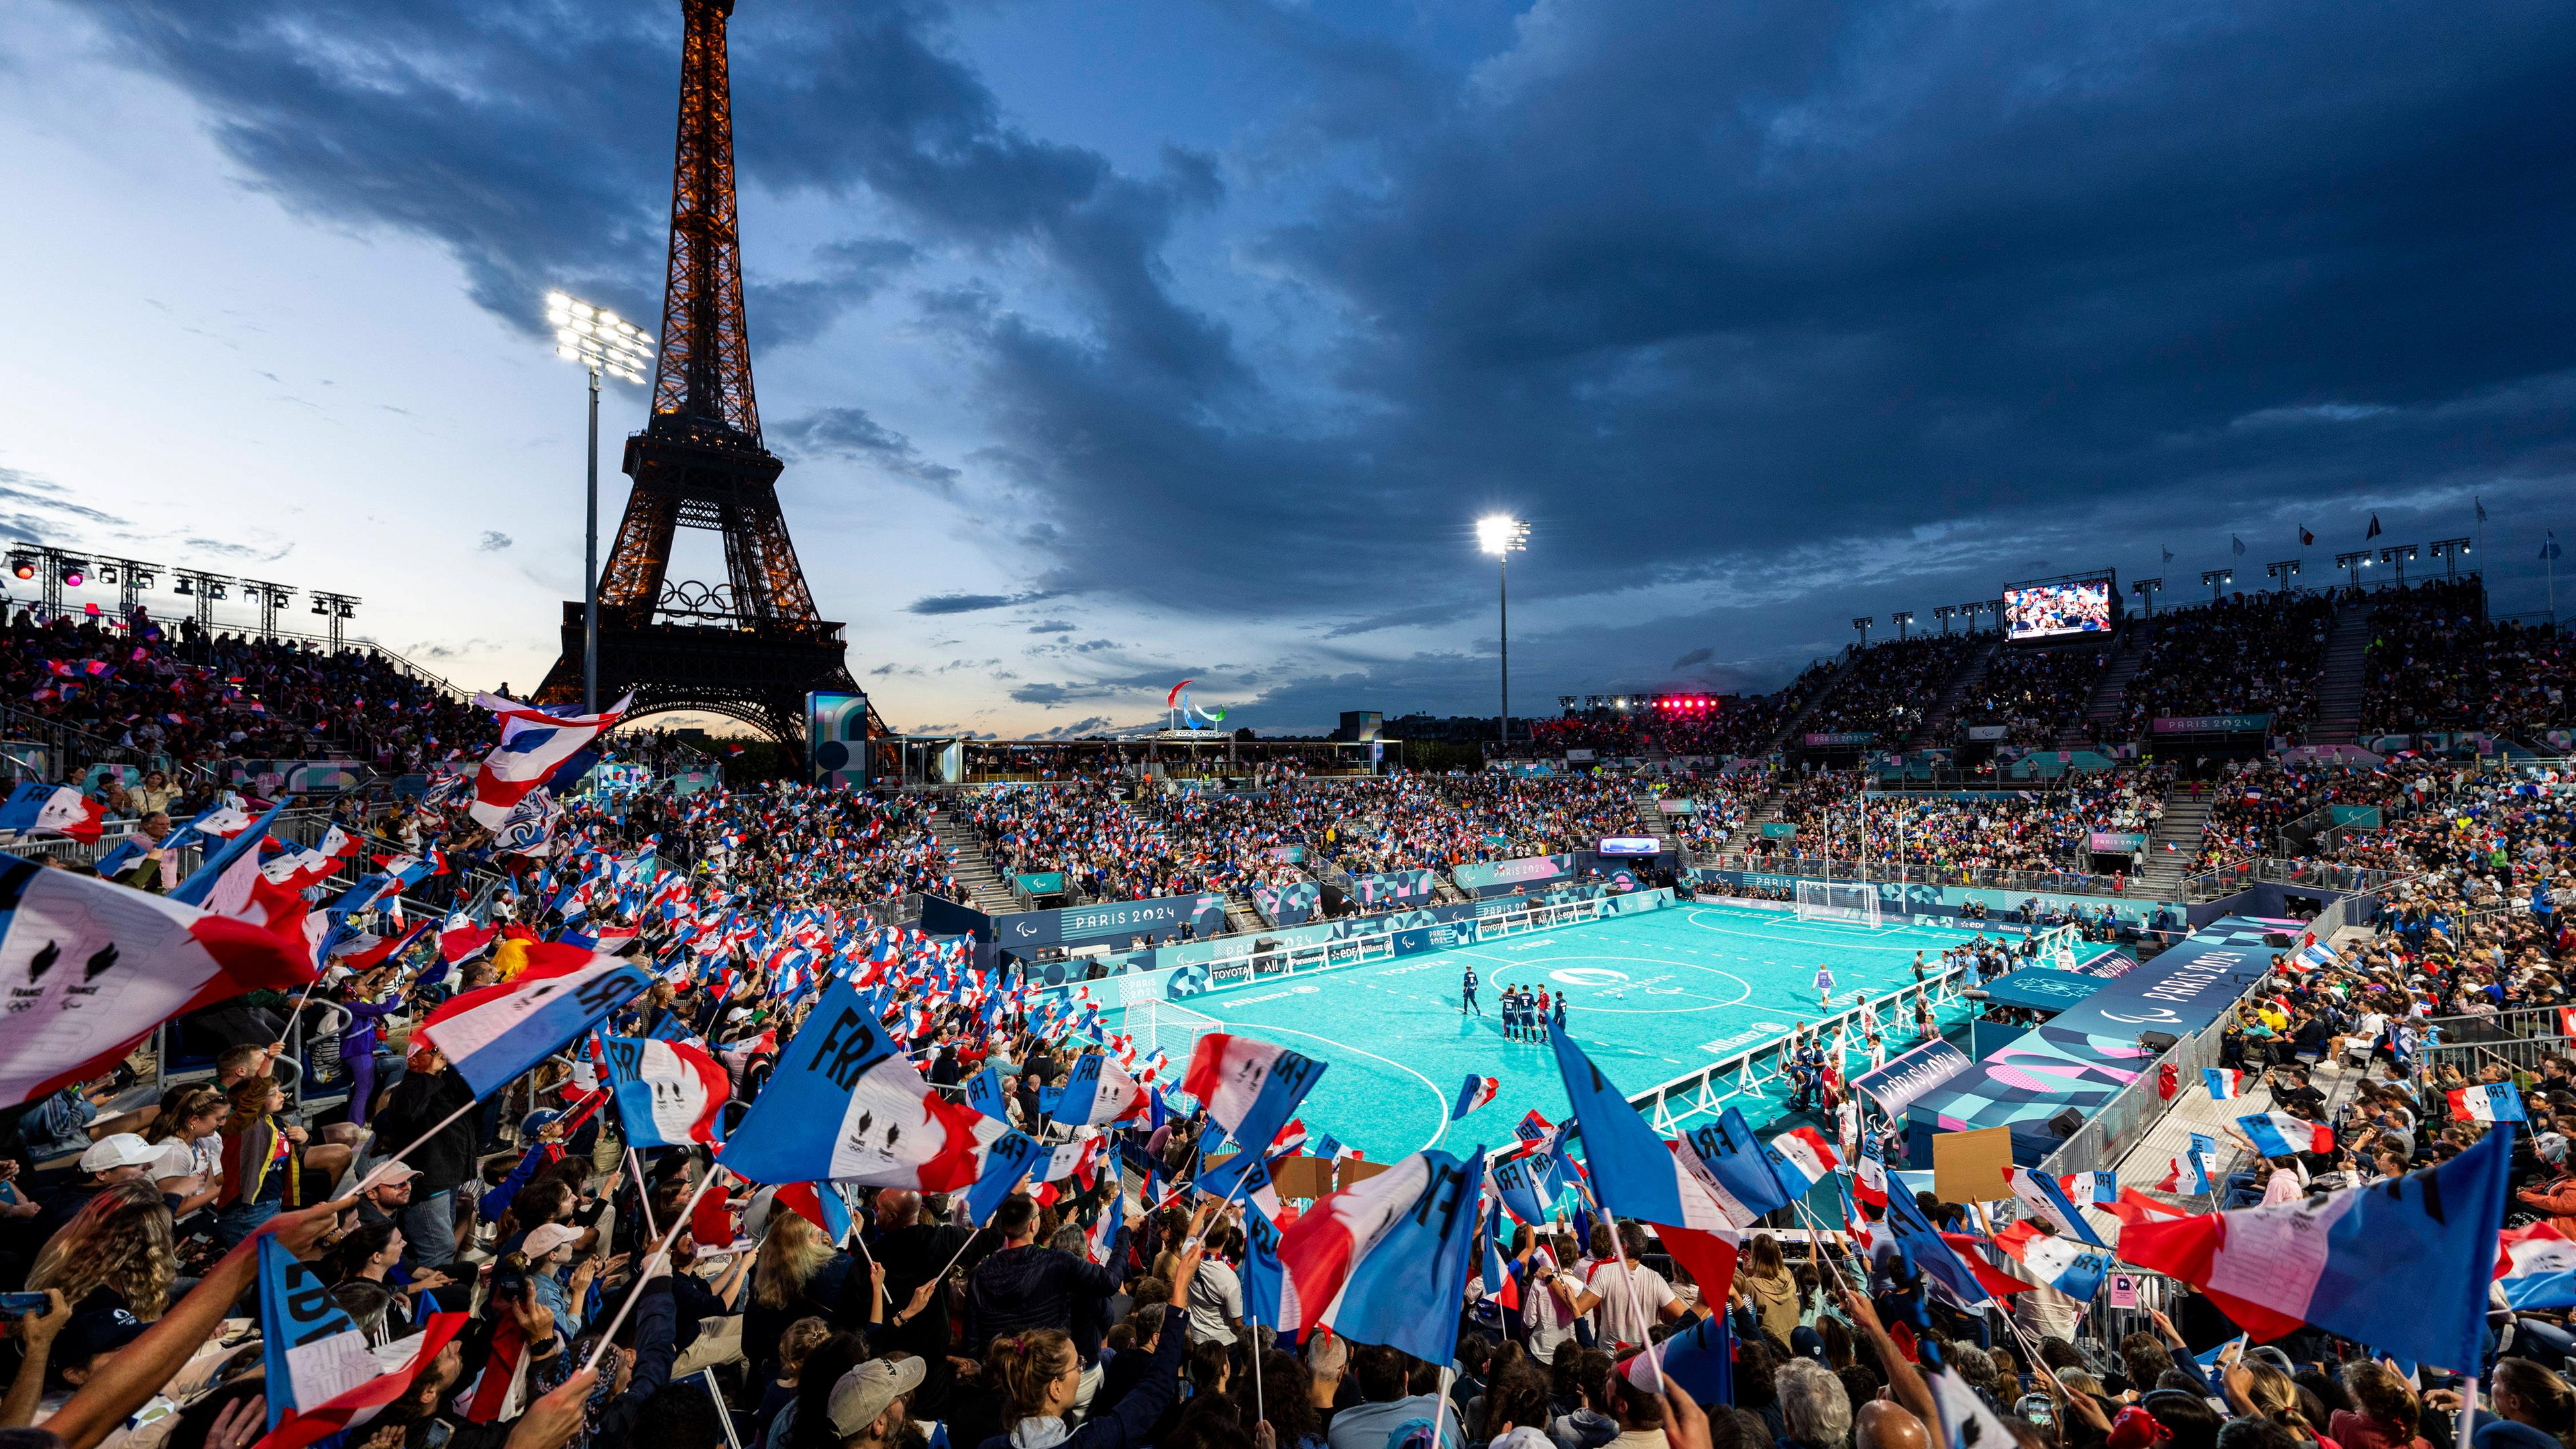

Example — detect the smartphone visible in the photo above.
[0,1293,51,1313]
[2015,1395,2055,1429]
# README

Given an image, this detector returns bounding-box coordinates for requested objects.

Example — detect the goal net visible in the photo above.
[1794,879,1881,928]
[1126,994,1224,1086]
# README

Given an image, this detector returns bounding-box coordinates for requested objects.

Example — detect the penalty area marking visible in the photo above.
[1205,1019,1458,1157]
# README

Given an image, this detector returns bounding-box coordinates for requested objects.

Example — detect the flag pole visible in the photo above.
[350,1095,483,1197]
[583,1173,720,1372]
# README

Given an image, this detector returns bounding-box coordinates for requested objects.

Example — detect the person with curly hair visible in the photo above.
[214,1075,299,1248]
[25,1179,177,1321]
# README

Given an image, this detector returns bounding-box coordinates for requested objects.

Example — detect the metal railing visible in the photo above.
[2036,1014,2233,1180]
[1624,963,1980,1132]
[1694,851,2141,899]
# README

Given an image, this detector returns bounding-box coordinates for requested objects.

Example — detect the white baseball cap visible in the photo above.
[81,1134,160,1173]
[828,1358,926,1438]
[522,1222,586,1259]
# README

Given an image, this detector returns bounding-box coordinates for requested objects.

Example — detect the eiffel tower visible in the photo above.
[535,0,881,755]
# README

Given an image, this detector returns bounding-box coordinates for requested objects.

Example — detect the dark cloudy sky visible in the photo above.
[2,0,2571,736]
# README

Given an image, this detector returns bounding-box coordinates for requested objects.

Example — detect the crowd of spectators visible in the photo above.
[1797,637,1979,743]
[2114,594,2334,740]
[2361,580,2576,738]
[1959,644,2109,747]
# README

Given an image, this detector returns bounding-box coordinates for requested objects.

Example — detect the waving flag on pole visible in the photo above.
[1053,1053,1148,1126]
[0,783,104,843]
[1854,1137,1890,1208]
[1766,1127,1841,1194]
[2007,1167,2106,1246]
[255,1236,470,1448]
[468,693,629,828]
[1452,1075,1499,1120]
[1274,1146,1488,1368]
[0,855,314,1108]
[1988,1221,2112,1301]
[1884,1186,1996,1309]
[722,977,1005,1191]
[1188,1034,1326,1201]
[2238,1112,2332,1158]
[1674,1107,1792,1224]
[415,945,653,1096]
[2157,1134,2220,1195]
[2065,1170,2118,1208]
[771,1182,855,1242]
[2121,1126,2510,1371]
[2108,1187,2193,1231]
[965,1065,1012,1124]
[1491,1150,1552,1225]
[2496,1224,2576,1309]
[963,1132,1046,1227]
[2204,1068,2245,1101]
[1085,1169,1124,1265]
[1546,1022,1744,1296]
[168,799,289,908]
[598,1034,730,1147]
[2449,1082,2527,1123]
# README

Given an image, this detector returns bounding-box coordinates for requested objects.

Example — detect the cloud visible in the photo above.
[478,531,513,551]
[906,592,1019,615]
[771,405,961,492]
[1025,619,1075,633]
[0,466,127,540]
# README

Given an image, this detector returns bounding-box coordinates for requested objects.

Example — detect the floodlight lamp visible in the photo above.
[96,566,117,584]
[60,564,83,587]
[174,577,193,596]
[311,598,327,614]
[337,602,355,619]
[1476,515,1527,555]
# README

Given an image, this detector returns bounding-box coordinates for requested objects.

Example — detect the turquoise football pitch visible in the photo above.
[1110,900,1983,1163]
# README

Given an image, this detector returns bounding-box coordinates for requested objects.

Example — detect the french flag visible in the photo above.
[2204,1067,2245,1101]
[256,1236,468,1449]
[771,1181,855,1242]
[1547,1026,1746,1297]
[2449,1081,2527,1123]
[1085,1171,1124,1265]
[2496,1224,2576,1309]
[2122,1126,2510,1372]
[0,856,315,1108]
[1452,1074,1499,1121]
[2239,1112,2332,1158]
[1273,1146,1489,1365]
[599,1034,730,1148]
[2107,1187,2193,1230]
[1768,1126,1841,1193]
[466,692,629,828]
[415,943,654,1095]
[1053,1053,1148,1126]
[1188,1034,1326,1200]
[0,783,104,843]
[2063,1170,2118,1208]
[721,977,1005,1192]
[2157,1133,2219,1195]
[2007,1167,2107,1246]
[1988,1220,2114,1301]
[1854,1138,1889,1208]
[1515,1108,1554,1142]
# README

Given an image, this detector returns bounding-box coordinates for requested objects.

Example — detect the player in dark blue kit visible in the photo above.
[1461,964,1481,1016]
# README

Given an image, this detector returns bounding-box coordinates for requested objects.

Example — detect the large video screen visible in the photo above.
[2002,579,2114,639]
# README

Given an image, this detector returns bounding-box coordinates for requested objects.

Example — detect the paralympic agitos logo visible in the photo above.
[1166,679,1227,728]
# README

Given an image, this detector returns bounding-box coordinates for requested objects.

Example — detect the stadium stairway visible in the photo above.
[2055,620,2153,749]
[1758,646,1870,753]
[928,808,1020,915]
[2307,598,2375,746]
[1630,790,1682,861]
[2133,784,2214,897]
[1905,637,2000,749]
[1224,888,1267,934]
[1725,792,1786,851]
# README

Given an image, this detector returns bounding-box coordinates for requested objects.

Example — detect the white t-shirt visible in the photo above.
[1187,1258,1244,1344]
[1582,1259,1672,1350]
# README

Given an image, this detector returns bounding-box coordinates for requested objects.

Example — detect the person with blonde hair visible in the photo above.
[980,1236,1206,1449]
[26,1178,178,1320]
[141,1085,225,1226]
[745,1203,853,1391]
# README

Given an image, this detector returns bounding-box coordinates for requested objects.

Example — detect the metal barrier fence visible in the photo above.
[1624,963,1978,1132]
[2036,1014,2233,1180]
[1696,851,2136,899]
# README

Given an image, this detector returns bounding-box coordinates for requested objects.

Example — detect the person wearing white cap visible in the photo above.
[511,1220,603,1338]
[28,1134,160,1242]
[827,1356,926,1449]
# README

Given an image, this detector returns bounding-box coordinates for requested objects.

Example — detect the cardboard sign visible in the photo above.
[1930,1125,2017,1205]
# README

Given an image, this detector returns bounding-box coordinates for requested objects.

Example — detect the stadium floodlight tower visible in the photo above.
[1931,604,1956,635]
[2200,568,2233,603]
[2428,537,2471,580]
[1475,515,1528,744]
[545,290,656,714]
[1851,616,1873,650]
[2334,549,2371,588]
[2377,542,2418,587]
[2130,577,2161,616]
[1891,609,1915,640]
[1956,600,1988,634]
[2265,559,2301,593]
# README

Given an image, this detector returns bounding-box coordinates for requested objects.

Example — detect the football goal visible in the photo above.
[1126,992,1224,1082]
[1793,879,1882,928]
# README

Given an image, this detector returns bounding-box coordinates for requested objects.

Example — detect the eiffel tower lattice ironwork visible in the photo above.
[535,0,879,753]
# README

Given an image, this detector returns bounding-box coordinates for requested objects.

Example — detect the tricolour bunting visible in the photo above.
[0,854,313,1108]
[721,977,1004,1191]
[2119,1124,2510,1370]
[598,1034,730,1148]
[415,944,653,1096]
[1274,1146,1487,1369]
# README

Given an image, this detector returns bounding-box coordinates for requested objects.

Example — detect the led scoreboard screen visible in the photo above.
[2002,578,2114,639]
